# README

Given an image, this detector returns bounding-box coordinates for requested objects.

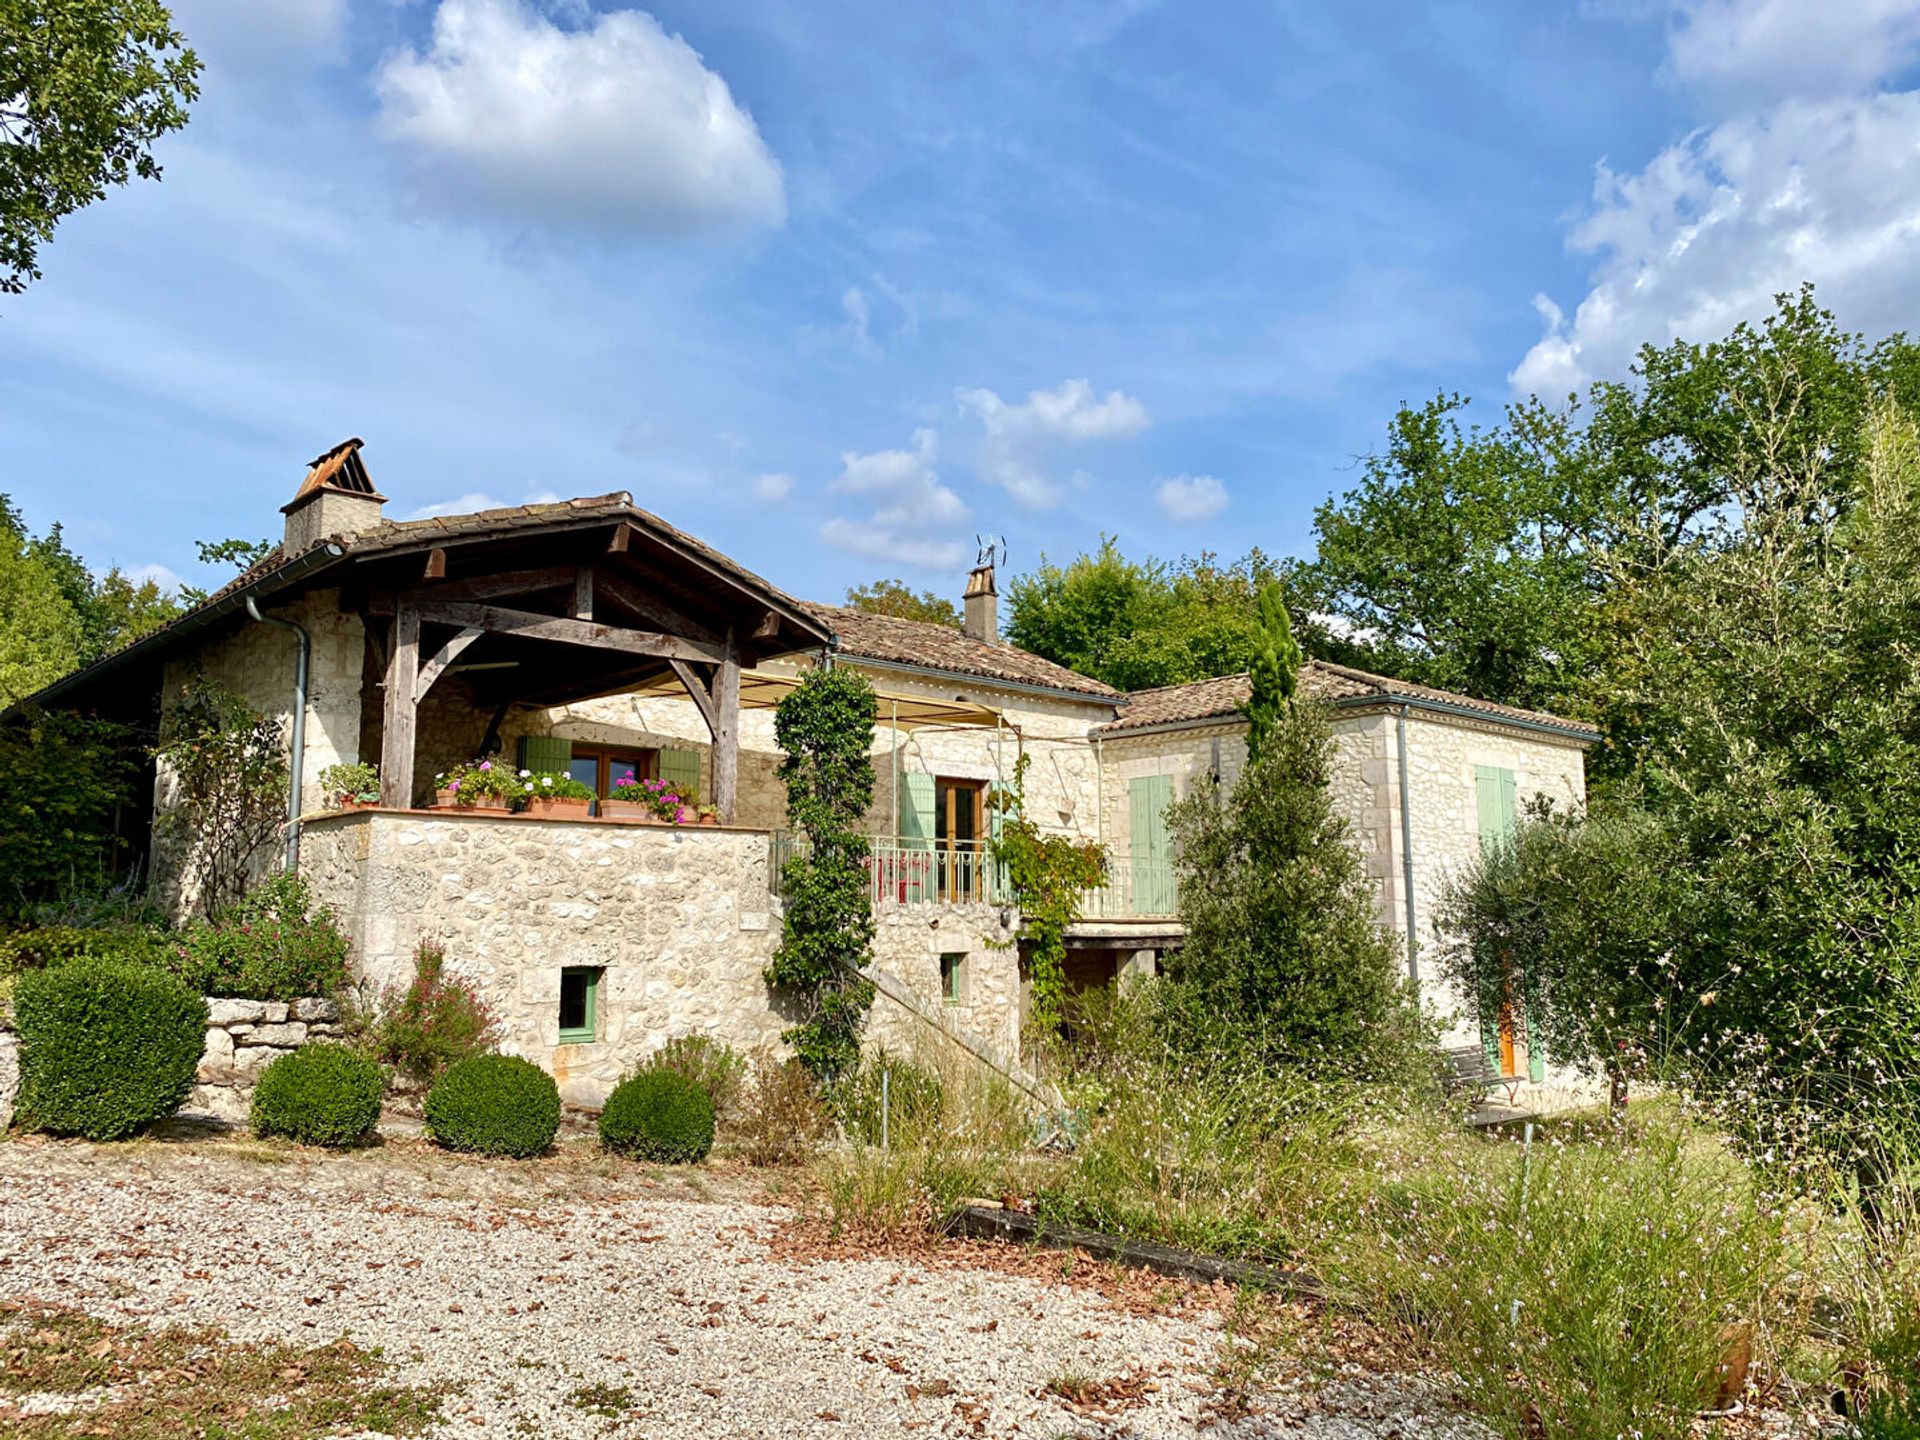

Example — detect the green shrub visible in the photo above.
[651,1034,745,1122]
[177,872,351,1000]
[0,924,178,979]
[364,943,500,1083]
[834,1051,944,1147]
[423,1055,560,1158]
[250,1045,383,1147]
[599,1066,714,1163]
[13,959,207,1139]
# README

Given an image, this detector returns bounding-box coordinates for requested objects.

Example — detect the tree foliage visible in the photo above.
[844,577,960,628]
[766,665,878,1080]
[1005,539,1361,692]
[0,705,145,921]
[1163,699,1429,1080]
[1442,399,1920,1179]
[1305,286,1920,750]
[1243,580,1301,765]
[0,0,200,295]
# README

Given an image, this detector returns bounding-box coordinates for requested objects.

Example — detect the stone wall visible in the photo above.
[298,809,1024,1106]
[0,1023,16,1132]
[186,997,345,1124]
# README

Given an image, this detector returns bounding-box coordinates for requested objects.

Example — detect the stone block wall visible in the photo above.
[0,1024,17,1131]
[187,997,345,1123]
[297,809,1026,1107]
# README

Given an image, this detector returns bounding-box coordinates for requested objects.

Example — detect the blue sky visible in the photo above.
[5,0,1919,605]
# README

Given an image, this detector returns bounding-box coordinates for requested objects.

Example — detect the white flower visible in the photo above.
[542,776,553,787]
[518,769,531,778]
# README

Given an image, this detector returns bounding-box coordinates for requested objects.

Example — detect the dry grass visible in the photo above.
[0,1299,446,1438]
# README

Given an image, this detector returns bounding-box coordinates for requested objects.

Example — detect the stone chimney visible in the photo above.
[963,557,999,644]
[281,438,386,554]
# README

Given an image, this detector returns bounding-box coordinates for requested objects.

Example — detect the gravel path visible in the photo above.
[0,1136,1482,1439]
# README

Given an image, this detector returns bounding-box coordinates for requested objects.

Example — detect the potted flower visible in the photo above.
[696,804,721,827]
[601,770,691,824]
[519,769,594,820]
[319,761,380,810]
[434,758,517,814]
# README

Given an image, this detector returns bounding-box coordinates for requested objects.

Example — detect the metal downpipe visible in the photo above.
[246,596,310,872]
[1396,703,1418,984]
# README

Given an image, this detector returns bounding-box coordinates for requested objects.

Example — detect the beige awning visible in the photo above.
[629,668,1002,730]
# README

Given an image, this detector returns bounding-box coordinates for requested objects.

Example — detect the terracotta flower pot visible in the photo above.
[525,796,591,821]
[599,799,655,822]
[436,788,511,814]
[699,813,720,826]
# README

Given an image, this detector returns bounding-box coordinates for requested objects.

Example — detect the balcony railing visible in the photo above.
[768,833,1178,920]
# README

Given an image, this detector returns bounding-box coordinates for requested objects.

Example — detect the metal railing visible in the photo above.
[769,832,1179,919]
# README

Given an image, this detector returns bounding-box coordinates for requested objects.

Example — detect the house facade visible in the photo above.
[36,441,1597,1107]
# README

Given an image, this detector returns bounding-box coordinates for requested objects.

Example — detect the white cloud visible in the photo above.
[840,286,878,357]
[959,377,1149,443]
[1155,474,1228,522]
[374,0,785,233]
[955,378,1149,510]
[168,0,347,70]
[404,489,563,520]
[1665,0,1920,104]
[821,428,970,571]
[1515,1,1920,396]
[752,472,794,502]
[120,562,187,592]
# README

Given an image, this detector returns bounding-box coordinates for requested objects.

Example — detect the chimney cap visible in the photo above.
[281,437,386,514]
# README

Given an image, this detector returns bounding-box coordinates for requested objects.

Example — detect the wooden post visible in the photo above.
[381,600,420,807]
[712,626,740,823]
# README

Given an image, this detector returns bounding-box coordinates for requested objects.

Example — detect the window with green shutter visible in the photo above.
[1128,774,1175,915]
[558,967,600,1043]
[517,735,574,775]
[1471,764,1543,1081]
[656,747,703,804]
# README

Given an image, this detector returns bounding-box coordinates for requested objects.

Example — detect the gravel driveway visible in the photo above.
[0,1134,1479,1438]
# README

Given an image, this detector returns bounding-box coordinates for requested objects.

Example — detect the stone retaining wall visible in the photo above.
[187,997,344,1124]
[0,1023,17,1131]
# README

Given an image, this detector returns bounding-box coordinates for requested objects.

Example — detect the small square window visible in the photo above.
[939,952,965,1004]
[558,967,601,1043]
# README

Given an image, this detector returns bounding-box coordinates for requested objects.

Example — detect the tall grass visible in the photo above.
[1315,1114,1781,1440]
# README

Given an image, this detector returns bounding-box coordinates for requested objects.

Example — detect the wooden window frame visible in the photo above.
[939,951,966,1005]
[558,966,601,1044]
[572,745,657,800]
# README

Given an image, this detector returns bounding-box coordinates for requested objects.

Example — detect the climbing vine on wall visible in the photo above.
[765,665,878,1080]
[989,754,1108,1040]
[154,675,287,918]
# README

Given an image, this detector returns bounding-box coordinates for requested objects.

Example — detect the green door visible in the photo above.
[1128,774,1174,915]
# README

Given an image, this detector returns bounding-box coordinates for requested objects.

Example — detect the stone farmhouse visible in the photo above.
[33,440,1597,1106]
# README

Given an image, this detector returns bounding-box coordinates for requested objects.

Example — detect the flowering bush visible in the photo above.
[363,941,501,1084]
[176,871,352,1000]
[517,770,593,802]
[434,758,516,806]
[608,770,690,823]
[318,762,380,807]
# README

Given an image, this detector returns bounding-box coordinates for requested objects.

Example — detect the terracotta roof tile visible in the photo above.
[1101,662,1597,738]
[803,604,1121,700]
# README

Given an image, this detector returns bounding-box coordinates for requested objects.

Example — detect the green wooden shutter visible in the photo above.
[1473,765,1527,1076]
[898,773,935,848]
[517,735,573,774]
[657,747,702,803]
[1129,774,1174,915]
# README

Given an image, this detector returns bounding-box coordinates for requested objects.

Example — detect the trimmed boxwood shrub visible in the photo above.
[250,1045,383,1148]
[423,1054,560,1158]
[13,959,208,1140]
[599,1066,715,1163]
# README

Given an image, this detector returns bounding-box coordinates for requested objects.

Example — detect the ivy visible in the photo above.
[764,665,878,1080]
[154,676,286,918]
[988,754,1107,1039]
